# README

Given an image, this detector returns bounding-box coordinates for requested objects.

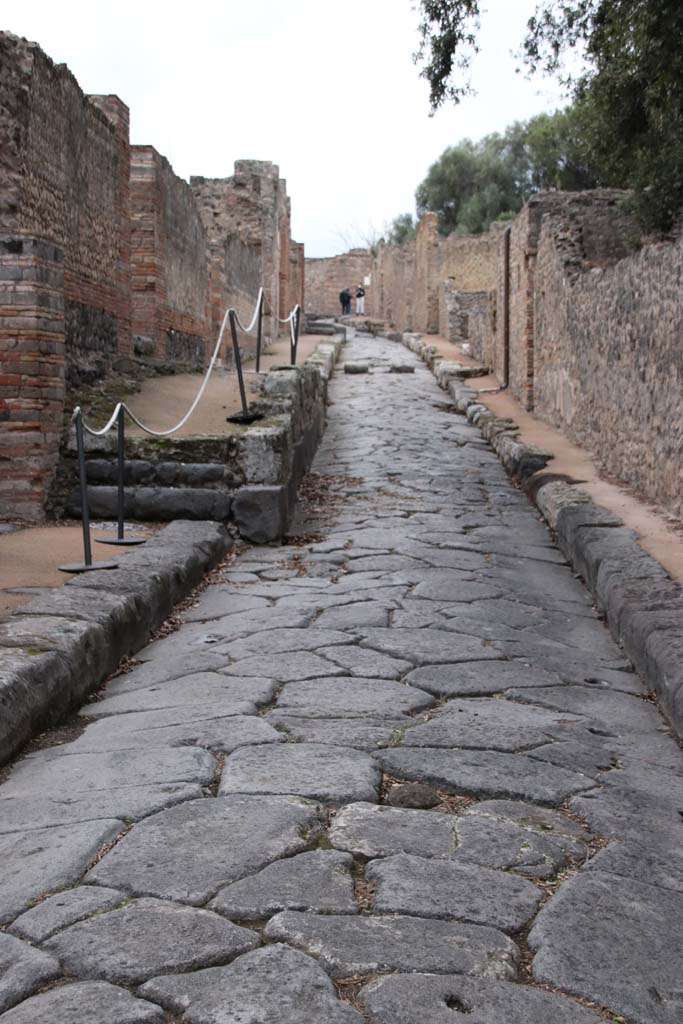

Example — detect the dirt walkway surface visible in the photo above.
[1,334,681,1023]
[122,332,327,437]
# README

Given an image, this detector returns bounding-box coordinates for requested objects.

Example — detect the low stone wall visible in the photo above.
[57,338,342,543]
[439,283,490,353]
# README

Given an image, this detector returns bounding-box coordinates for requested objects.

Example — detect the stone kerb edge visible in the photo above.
[0,520,231,767]
[385,328,683,740]
[231,337,342,543]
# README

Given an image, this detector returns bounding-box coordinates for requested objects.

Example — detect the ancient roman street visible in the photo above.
[1,331,681,1023]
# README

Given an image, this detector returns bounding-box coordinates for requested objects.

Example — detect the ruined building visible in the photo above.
[0,31,304,521]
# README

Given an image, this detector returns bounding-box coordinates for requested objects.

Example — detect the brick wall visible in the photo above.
[305,249,373,316]
[130,146,209,368]
[0,31,132,518]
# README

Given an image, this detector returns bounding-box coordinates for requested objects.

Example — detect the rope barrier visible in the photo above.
[59,286,302,574]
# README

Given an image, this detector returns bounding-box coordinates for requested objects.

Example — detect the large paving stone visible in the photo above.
[405,661,562,698]
[69,708,283,754]
[275,677,434,718]
[358,973,604,1023]
[0,982,165,1024]
[3,747,215,795]
[0,784,202,835]
[87,795,321,904]
[367,854,542,932]
[380,747,593,806]
[220,627,354,661]
[210,850,357,919]
[0,819,122,924]
[182,590,269,622]
[263,911,518,979]
[139,944,362,1023]
[583,835,683,893]
[222,651,345,681]
[530,871,683,1023]
[9,885,125,943]
[0,933,61,1014]
[266,715,407,751]
[401,697,577,751]
[454,811,587,878]
[359,628,502,665]
[85,674,271,717]
[319,645,413,678]
[506,683,663,734]
[219,743,380,802]
[44,897,258,985]
[410,577,503,603]
[329,802,457,858]
[315,602,391,629]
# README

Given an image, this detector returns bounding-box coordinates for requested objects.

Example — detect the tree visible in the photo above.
[414,1,683,230]
[415,109,601,235]
[386,213,417,245]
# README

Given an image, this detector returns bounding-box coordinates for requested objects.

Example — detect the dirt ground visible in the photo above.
[428,334,683,582]
[0,523,158,618]
[122,333,327,438]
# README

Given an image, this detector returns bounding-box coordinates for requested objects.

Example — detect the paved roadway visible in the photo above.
[1,333,682,1023]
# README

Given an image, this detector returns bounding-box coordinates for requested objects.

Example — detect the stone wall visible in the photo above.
[130,146,209,369]
[191,162,301,356]
[439,284,491,355]
[532,200,683,517]
[305,249,373,316]
[0,32,132,519]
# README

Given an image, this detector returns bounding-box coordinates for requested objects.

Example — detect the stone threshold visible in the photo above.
[386,328,683,742]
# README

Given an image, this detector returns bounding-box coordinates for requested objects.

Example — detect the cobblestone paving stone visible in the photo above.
[1,332,682,1022]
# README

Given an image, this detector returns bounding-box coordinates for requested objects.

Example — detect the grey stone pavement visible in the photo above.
[1,332,683,1023]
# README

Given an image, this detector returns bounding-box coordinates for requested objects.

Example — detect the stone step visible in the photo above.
[85,459,232,489]
[67,485,233,522]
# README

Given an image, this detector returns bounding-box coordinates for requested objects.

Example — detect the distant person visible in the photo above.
[339,287,351,316]
[355,283,366,315]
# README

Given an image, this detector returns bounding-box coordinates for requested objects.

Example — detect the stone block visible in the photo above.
[232,484,288,543]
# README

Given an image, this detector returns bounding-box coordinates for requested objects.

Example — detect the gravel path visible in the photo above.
[1,333,681,1023]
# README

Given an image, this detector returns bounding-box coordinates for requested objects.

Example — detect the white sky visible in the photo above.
[4,0,567,257]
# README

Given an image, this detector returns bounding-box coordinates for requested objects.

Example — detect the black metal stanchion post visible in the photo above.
[255,292,263,374]
[293,305,301,365]
[229,309,249,420]
[59,411,118,573]
[96,405,145,547]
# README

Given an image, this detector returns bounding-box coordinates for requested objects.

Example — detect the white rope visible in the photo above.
[232,288,264,334]
[74,289,300,439]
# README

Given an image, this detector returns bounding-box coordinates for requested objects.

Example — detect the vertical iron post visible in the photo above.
[229,309,249,418]
[76,410,93,566]
[116,404,125,540]
[255,291,263,374]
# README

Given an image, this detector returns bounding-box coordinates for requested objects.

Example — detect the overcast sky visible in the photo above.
[6,0,567,257]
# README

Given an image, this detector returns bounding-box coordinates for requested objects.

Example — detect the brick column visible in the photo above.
[0,237,65,521]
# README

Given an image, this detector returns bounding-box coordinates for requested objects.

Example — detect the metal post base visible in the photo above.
[58,560,119,574]
[95,536,147,546]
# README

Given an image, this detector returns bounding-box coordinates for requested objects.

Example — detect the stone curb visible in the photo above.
[0,520,231,767]
[387,329,683,741]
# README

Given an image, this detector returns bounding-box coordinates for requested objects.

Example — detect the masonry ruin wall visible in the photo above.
[0,31,303,521]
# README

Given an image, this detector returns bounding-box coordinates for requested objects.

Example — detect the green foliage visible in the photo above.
[386,213,416,245]
[415,0,683,231]
[415,107,600,235]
